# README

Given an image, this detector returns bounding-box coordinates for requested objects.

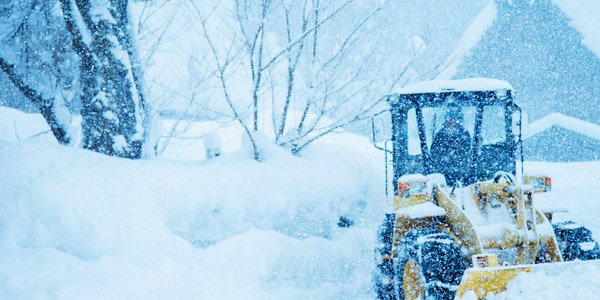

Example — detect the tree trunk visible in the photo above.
[60,0,145,159]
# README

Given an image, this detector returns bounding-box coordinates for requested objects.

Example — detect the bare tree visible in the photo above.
[0,57,70,144]
[179,0,473,160]
[59,0,148,158]
[0,1,153,159]
[191,2,263,160]
[273,0,388,154]
[274,0,308,144]
[0,1,75,145]
[185,0,391,160]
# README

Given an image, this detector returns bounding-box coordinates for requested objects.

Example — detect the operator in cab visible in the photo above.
[430,108,472,185]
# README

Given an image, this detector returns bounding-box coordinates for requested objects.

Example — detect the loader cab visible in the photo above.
[384,79,523,191]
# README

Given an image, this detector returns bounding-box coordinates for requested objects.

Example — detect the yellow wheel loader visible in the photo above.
[371,78,600,300]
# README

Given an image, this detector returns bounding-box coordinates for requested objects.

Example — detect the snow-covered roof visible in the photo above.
[554,0,600,59]
[436,0,498,79]
[527,113,600,141]
[396,78,514,95]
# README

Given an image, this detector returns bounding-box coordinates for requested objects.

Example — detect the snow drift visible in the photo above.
[0,105,385,299]
[2,107,600,299]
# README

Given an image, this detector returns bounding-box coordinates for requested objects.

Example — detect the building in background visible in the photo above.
[524,113,600,162]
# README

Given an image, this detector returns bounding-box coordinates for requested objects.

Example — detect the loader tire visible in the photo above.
[374,214,396,300]
[394,228,467,300]
[553,221,600,261]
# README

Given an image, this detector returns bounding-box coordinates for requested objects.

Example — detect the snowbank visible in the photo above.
[0,106,56,143]
[464,261,600,300]
[0,116,385,299]
[2,106,600,299]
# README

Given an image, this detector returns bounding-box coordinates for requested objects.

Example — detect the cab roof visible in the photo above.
[394,78,513,95]
[387,78,517,109]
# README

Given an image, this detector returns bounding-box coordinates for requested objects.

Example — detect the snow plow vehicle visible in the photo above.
[371,78,600,300]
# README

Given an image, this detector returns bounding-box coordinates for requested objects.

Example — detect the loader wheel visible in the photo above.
[553,221,600,261]
[395,228,467,300]
[374,214,396,300]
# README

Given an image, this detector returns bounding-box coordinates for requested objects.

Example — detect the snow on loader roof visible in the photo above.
[395,78,514,95]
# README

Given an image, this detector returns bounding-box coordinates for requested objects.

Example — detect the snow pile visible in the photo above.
[2,107,600,299]
[0,109,386,299]
[479,261,600,300]
[0,106,57,143]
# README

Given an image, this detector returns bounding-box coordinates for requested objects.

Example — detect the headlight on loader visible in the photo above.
[410,181,427,196]
[398,180,428,197]
[524,175,551,193]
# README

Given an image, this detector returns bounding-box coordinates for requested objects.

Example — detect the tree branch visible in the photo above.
[260,0,356,72]
[0,56,70,144]
[192,2,261,160]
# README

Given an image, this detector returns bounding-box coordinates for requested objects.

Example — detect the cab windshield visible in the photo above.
[406,104,508,184]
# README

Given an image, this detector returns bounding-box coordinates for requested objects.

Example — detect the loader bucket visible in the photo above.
[454,261,600,299]
[455,265,532,299]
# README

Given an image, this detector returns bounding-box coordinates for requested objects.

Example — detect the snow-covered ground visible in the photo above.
[0,107,386,299]
[1,106,600,299]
